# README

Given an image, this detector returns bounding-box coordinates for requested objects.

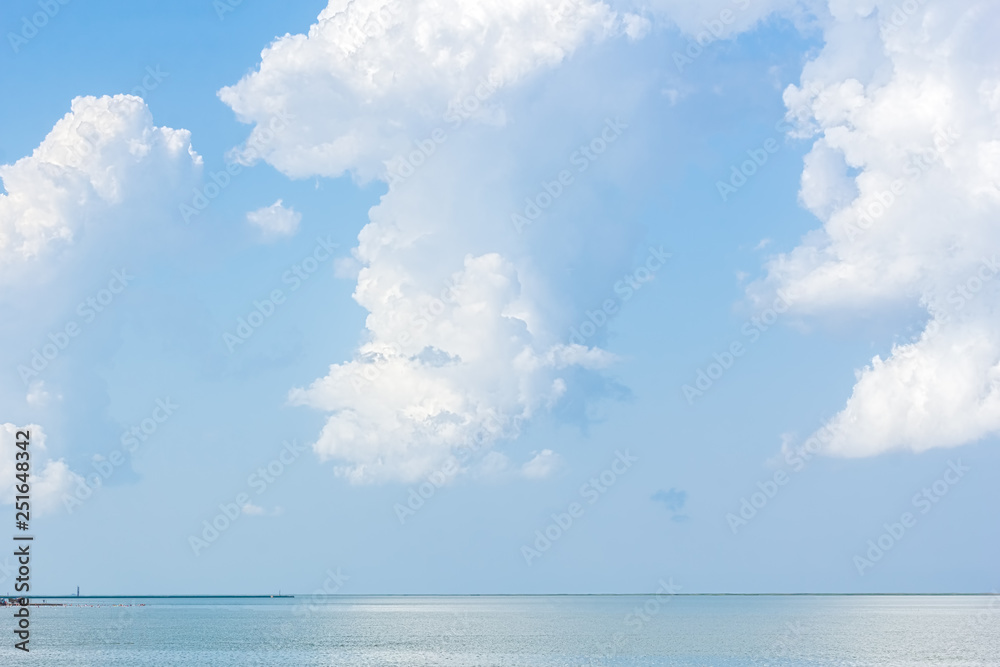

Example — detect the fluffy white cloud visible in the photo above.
[290,252,614,483]
[228,0,1000,470]
[218,0,643,181]
[0,95,201,280]
[218,0,640,483]
[247,199,301,240]
[241,502,266,516]
[1,424,83,516]
[752,0,1000,456]
[821,313,1000,457]
[0,94,201,475]
[521,449,563,479]
[25,381,57,408]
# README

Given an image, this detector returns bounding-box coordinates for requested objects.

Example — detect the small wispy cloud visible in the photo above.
[246,199,301,241]
[241,503,282,517]
[521,449,563,480]
[26,380,58,408]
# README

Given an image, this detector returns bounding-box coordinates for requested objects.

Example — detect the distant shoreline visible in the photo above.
[13,595,295,600]
[14,593,998,599]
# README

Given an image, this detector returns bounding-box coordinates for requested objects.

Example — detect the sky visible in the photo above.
[1,0,998,596]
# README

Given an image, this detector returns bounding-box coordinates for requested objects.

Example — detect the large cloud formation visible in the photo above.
[289,251,613,483]
[218,0,644,181]
[225,0,1000,478]
[0,95,201,279]
[0,95,200,503]
[753,0,1000,456]
[223,0,640,483]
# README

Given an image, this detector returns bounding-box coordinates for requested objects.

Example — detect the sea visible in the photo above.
[3,595,999,665]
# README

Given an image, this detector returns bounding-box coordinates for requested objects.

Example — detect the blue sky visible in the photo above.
[2,0,998,595]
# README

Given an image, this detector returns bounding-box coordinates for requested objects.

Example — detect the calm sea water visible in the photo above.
[3,595,999,666]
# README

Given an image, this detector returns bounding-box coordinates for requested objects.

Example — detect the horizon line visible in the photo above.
[17,592,1000,599]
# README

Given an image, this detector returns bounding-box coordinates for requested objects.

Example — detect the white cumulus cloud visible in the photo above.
[751,0,1000,457]
[0,94,201,283]
[521,449,563,479]
[247,199,301,240]
[1,424,83,517]
[290,252,615,483]
[220,0,638,484]
[218,0,642,181]
[25,381,57,408]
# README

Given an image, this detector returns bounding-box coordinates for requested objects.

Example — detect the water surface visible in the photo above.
[6,595,999,665]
